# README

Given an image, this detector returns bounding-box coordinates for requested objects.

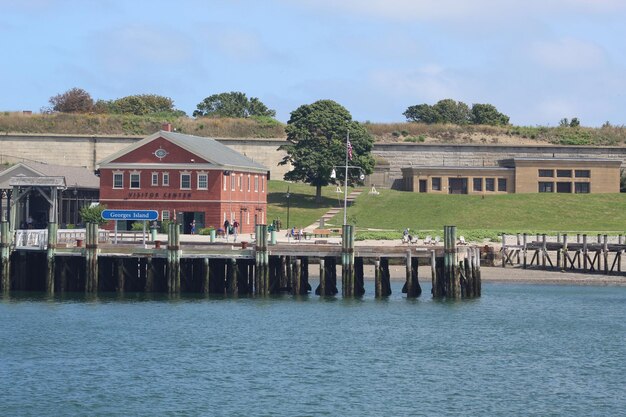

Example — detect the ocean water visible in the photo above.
[1,281,625,417]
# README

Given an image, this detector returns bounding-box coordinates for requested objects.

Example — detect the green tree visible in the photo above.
[79,204,108,226]
[279,100,374,203]
[193,92,276,118]
[433,99,470,124]
[49,87,94,113]
[470,103,510,125]
[403,99,470,124]
[403,103,440,123]
[95,94,182,115]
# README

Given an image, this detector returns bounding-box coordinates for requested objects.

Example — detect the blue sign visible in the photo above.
[101,209,159,221]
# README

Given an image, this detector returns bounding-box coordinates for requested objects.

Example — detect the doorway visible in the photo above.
[419,179,427,193]
[448,178,468,194]
[181,212,205,234]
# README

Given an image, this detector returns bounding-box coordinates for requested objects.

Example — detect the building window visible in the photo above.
[151,172,159,186]
[247,175,251,192]
[239,174,243,191]
[556,182,572,193]
[498,178,507,192]
[162,172,169,186]
[261,176,265,192]
[113,172,123,189]
[254,176,259,192]
[485,178,495,191]
[130,172,140,189]
[538,169,554,177]
[162,210,170,221]
[198,173,208,190]
[231,174,235,191]
[539,182,554,193]
[223,174,227,191]
[473,178,483,192]
[432,177,441,191]
[557,169,572,178]
[181,173,191,190]
[575,182,590,193]
[575,170,591,178]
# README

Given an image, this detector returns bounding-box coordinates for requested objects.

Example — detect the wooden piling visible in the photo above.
[167,223,181,293]
[341,224,355,297]
[522,233,528,269]
[317,258,327,295]
[254,224,269,295]
[85,223,99,293]
[1,221,11,292]
[430,250,440,297]
[45,222,57,294]
[405,250,421,298]
[227,258,238,295]
[443,226,460,299]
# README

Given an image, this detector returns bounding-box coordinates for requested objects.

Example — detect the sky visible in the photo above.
[1,0,625,126]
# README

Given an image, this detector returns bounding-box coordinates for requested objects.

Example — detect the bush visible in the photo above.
[198,227,215,235]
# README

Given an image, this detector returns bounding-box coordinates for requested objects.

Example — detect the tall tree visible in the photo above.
[432,99,470,125]
[470,103,510,125]
[279,100,374,203]
[193,92,276,118]
[49,87,94,113]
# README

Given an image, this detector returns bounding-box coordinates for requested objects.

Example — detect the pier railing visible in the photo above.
[13,229,145,249]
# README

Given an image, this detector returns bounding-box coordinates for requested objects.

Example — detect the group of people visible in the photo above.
[288,227,305,240]
[188,219,240,241]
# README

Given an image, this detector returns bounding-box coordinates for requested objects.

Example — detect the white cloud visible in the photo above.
[284,0,626,22]
[528,38,607,71]
[368,67,460,102]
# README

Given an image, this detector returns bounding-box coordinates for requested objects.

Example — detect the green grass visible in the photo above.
[267,181,626,239]
[267,180,347,230]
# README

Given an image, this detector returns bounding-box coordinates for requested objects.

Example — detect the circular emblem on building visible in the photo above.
[154,148,169,160]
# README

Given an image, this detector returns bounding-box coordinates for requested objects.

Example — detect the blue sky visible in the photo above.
[1,0,625,126]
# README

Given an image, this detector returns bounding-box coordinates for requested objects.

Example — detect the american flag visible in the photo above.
[347,139,353,161]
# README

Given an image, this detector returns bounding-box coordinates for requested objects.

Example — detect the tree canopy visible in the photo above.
[193,92,276,118]
[95,94,183,116]
[279,100,375,202]
[404,99,509,126]
[49,87,94,113]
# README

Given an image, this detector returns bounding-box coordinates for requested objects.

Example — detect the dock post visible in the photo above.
[430,250,440,297]
[317,258,327,295]
[598,235,609,275]
[374,259,382,297]
[1,221,10,292]
[341,224,355,297]
[444,225,460,299]
[541,234,547,268]
[46,222,57,294]
[85,223,99,293]
[291,258,304,295]
[380,257,391,297]
[522,233,528,269]
[405,250,421,298]
[167,222,181,293]
[562,234,568,270]
[254,224,269,295]
[227,258,238,296]
[202,258,210,294]
[583,234,588,271]
[501,233,506,268]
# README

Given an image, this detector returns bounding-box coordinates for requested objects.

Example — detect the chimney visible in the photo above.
[162,122,173,132]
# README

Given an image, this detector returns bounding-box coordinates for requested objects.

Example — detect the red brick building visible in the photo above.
[97,128,269,234]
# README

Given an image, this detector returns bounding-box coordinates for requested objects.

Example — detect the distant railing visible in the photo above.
[14,228,148,249]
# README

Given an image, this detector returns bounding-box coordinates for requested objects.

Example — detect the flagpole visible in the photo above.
[343,128,349,226]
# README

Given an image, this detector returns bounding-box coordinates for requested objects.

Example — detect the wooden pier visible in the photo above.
[501,233,626,275]
[0,222,480,299]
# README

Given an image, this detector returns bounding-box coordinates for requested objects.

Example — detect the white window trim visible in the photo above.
[180,171,191,190]
[261,176,265,193]
[162,172,169,186]
[239,174,243,191]
[113,171,124,189]
[197,172,208,190]
[130,170,141,189]
[161,210,170,221]
[231,173,235,191]
[254,175,259,192]
[223,175,227,191]
[247,175,251,192]
[151,172,159,186]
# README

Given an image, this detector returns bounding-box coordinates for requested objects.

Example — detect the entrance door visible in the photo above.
[181,212,205,234]
[448,178,468,194]
[419,179,427,193]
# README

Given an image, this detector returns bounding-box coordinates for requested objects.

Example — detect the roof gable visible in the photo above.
[98,130,268,172]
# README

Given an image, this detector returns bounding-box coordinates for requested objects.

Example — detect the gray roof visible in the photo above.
[98,130,268,172]
[0,161,99,189]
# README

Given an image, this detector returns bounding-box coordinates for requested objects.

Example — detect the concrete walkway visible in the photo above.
[305,189,363,232]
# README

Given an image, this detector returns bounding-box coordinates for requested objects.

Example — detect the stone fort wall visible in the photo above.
[1,134,624,188]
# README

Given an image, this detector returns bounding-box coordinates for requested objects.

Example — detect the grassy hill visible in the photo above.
[267,180,626,241]
[2,112,626,146]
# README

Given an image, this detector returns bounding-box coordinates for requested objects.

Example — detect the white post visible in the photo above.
[114,220,118,244]
[142,220,146,248]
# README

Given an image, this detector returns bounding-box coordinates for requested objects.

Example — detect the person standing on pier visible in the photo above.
[232,219,239,242]
[190,220,196,235]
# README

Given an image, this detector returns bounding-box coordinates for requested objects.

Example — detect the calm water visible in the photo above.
[1,281,625,417]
